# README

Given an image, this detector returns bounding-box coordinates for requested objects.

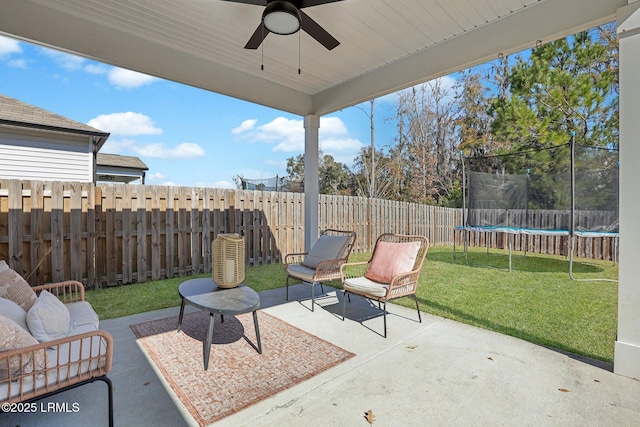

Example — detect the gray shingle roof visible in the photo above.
[0,93,108,136]
[97,153,148,170]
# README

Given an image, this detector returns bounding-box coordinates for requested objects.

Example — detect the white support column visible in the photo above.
[615,2,640,380]
[303,115,320,252]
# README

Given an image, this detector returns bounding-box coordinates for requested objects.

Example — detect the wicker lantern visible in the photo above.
[212,233,245,288]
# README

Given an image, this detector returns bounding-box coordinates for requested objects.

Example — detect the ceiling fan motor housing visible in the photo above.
[263,1,302,35]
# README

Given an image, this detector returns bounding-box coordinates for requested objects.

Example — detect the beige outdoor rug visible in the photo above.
[130,310,354,426]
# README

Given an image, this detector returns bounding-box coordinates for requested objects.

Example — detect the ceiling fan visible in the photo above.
[223,0,343,50]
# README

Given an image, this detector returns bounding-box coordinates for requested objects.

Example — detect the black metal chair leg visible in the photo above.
[414,294,422,323]
[311,281,315,312]
[383,301,388,338]
[342,291,348,320]
[286,275,290,301]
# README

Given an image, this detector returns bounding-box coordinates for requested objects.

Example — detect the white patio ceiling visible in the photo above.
[0,0,624,116]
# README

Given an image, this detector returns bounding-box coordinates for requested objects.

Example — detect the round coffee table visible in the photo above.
[177,278,262,370]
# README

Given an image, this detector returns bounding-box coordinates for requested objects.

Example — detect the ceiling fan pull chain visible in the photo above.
[298,30,301,75]
[261,23,265,71]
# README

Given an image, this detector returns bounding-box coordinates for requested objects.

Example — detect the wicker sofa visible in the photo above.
[0,263,113,426]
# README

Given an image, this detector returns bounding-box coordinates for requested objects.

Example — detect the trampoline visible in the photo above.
[456,136,619,281]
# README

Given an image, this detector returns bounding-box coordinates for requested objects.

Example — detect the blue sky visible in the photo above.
[0,34,406,188]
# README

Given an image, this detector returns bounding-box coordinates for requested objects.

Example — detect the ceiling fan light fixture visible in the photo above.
[262,1,301,35]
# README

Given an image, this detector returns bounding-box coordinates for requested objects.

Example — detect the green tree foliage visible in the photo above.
[319,154,352,195]
[285,153,354,196]
[490,26,618,152]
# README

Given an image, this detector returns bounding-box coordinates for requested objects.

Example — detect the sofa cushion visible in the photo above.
[302,235,350,269]
[0,297,29,333]
[27,290,71,342]
[365,240,421,284]
[66,301,100,332]
[0,266,37,311]
[0,315,47,381]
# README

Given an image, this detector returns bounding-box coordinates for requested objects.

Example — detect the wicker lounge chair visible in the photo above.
[341,233,429,337]
[285,229,356,311]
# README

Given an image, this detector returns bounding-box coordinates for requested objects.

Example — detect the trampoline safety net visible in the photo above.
[240,175,303,193]
[464,143,618,233]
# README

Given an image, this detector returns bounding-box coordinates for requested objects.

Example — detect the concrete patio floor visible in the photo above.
[2,283,639,427]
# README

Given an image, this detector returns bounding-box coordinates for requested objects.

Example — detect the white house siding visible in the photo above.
[0,130,93,182]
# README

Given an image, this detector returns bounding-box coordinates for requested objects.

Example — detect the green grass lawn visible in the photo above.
[85,245,618,363]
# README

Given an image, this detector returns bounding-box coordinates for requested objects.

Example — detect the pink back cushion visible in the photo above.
[364,240,421,284]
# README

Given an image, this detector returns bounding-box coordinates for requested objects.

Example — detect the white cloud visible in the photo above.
[132,142,205,159]
[194,180,235,189]
[233,116,363,165]
[0,36,21,57]
[108,67,157,89]
[260,117,305,152]
[7,59,27,69]
[98,138,136,154]
[232,119,257,134]
[84,63,108,74]
[147,172,165,181]
[87,112,163,136]
[213,180,235,189]
[40,48,85,71]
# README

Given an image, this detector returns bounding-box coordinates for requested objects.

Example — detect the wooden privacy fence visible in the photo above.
[0,180,617,289]
[0,180,460,289]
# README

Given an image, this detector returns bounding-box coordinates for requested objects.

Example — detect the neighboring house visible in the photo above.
[96,153,148,184]
[0,94,147,184]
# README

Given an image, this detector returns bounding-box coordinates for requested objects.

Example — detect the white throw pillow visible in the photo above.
[27,290,71,342]
[0,297,29,332]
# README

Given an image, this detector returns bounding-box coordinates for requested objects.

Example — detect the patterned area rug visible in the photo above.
[130,310,354,426]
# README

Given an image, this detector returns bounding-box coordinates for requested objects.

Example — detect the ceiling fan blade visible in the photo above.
[220,0,267,5]
[244,23,269,49]
[300,10,340,50]
[299,0,343,8]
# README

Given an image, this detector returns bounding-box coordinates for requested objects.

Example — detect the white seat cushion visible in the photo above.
[66,301,100,331]
[343,276,389,298]
[287,264,317,282]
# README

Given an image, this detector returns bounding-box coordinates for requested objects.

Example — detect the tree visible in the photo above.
[284,152,353,195]
[319,155,352,195]
[286,154,305,183]
[393,78,459,204]
[352,145,393,199]
[456,69,504,157]
[490,27,618,151]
